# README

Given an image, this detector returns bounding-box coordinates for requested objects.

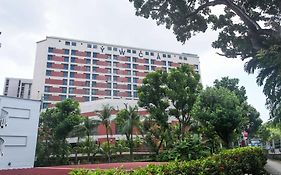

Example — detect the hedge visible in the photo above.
[69,147,267,175]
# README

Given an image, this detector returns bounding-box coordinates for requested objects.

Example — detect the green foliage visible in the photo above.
[157,135,209,162]
[129,0,281,122]
[115,105,142,160]
[36,99,83,166]
[192,87,243,148]
[69,147,267,175]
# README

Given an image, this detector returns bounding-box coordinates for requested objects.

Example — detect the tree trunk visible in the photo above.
[130,133,134,161]
[106,126,111,163]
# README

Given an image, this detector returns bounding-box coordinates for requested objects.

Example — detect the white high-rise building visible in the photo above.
[31,36,200,109]
[3,78,32,99]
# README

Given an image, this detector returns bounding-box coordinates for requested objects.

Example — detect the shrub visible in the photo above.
[69,147,267,175]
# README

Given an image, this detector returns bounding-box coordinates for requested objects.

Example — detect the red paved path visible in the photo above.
[0,162,164,175]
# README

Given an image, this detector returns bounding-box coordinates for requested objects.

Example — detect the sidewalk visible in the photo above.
[265,159,281,175]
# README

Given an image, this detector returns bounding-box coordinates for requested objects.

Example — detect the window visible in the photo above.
[69,95,75,99]
[86,73,91,79]
[44,86,50,92]
[145,65,149,70]
[145,51,149,55]
[93,52,97,58]
[184,57,187,60]
[106,90,111,96]
[107,46,112,51]
[106,54,111,59]
[127,49,131,53]
[84,88,90,95]
[127,70,131,75]
[63,71,68,77]
[63,79,68,85]
[65,41,70,45]
[150,52,154,56]
[85,66,91,72]
[64,49,70,55]
[92,74,97,79]
[132,64,137,69]
[42,103,49,109]
[84,96,90,102]
[107,83,111,88]
[91,96,98,101]
[133,78,138,83]
[44,94,50,101]
[168,61,172,66]
[133,91,138,97]
[92,89,97,95]
[86,59,91,64]
[60,95,67,100]
[163,54,166,58]
[69,80,74,86]
[107,68,111,73]
[47,62,52,68]
[48,55,53,60]
[113,76,118,81]
[113,55,118,60]
[70,64,76,70]
[69,87,75,94]
[113,83,117,89]
[133,85,137,90]
[113,47,118,51]
[133,71,137,76]
[127,91,132,97]
[127,84,131,90]
[46,70,52,76]
[63,64,68,70]
[151,60,155,64]
[151,66,156,71]
[127,77,131,82]
[85,81,90,87]
[71,42,76,46]
[106,75,111,81]
[64,56,69,62]
[132,50,136,54]
[179,56,182,60]
[113,90,118,96]
[48,47,54,53]
[87,44,92,48]
[71,57,76,63]
[168,54,171,58]
[162,61,166,65]
[127,63,131,68]
[86,51,91,57]
[145,59,149,64]
[113,69,118,74]
[62,87,67,93]
[92,81,96,87]
[127,57,131,62]
[92,66,97,72]
[132,57,137,62]
[194,65,199,69]
[92,59,97,65]
[70,72,75,78]
[93,44,97,49]
[71,50,77,55]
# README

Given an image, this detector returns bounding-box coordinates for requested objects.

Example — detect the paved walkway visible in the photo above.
[265,159,281,175]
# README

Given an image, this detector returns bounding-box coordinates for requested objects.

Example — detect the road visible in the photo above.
[265,159,281,175]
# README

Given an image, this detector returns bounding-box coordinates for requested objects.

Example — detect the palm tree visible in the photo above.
[116,104,142,160]
[96,104,114,162]
[70,117,100,163]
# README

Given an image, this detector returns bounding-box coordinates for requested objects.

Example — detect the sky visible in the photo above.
[0,0,269,121]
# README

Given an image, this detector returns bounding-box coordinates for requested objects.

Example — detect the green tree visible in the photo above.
[79,137,100,163]
[214,77,262,138]
[129,0,281,120]
[138,70,170,154]
[166,64,202,140]
[96,104,114,162]
[36,99,83,166]
[115,105,142,160]
[192,87,243,148]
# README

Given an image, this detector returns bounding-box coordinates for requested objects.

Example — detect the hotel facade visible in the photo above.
[31,36,200,109]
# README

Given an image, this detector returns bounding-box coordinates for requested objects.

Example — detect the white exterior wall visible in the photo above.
[0,96,40,169]
[3,78,32,99]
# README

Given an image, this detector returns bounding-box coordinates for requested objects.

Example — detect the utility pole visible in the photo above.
[0,32,2,48]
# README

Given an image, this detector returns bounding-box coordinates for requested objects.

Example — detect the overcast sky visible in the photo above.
[0,0,269,121]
